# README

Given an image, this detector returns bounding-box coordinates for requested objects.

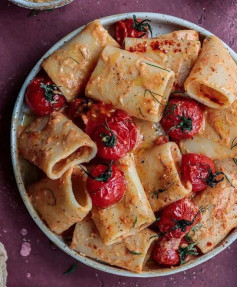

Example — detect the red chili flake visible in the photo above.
[129,42,147,53]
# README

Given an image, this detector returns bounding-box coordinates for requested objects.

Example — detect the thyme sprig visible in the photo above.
[178,242,198,264]
[205,169,225,188]
[132,15,152,37]
[131,216,138,229]
[144,89,164,105]
[127,248,142,255]
[64,263,77,275]
[40,83,62,102]
[100,120,117,148]
[231,137,237,149]
[151,181,176,199]
[79,162,113,183]
[233,158,237,165]
[142,61,171,72]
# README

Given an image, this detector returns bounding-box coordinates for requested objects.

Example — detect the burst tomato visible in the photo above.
[152,237,180,266]
[25,77,66,116]
[157,198,200,239]
[115,15,151,46]
[85,104,138,160]
[160,97,203,140]
[86,163,126,209]
[182,153,217,192]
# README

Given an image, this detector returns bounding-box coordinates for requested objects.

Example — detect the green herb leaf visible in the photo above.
[169,211,200,233]
[144,89,164,105]
[100,120,117,148]
[233,158,237,165]
[127,248,142,255]
[158,181,176,193]
[64,263,77,275]
[231,137,237,149]
[142,61,171,72]
[132,15,152,37]
[162,102,178,118]
[178,242,198,264]
[40,83,61,103]
[131,216,138,228]
[28,10,40,17]
[139,107,145,117]
[184,233,191,243]
[178,114,193,133]
[205,169,226,188]
[79,162,113,183]
[155,216,160,222]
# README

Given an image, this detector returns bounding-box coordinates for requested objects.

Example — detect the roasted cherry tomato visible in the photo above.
[25,77,66,116]
[67,98,92,120]
[154,135,169,146]
[152,236,198,266]
[85,104,138,160]
[86,163,126,208]
[160,97,203,140]
[157,198,200,239]
[182,153,217,192]
[115,15,151,46]
[152,237,180,266]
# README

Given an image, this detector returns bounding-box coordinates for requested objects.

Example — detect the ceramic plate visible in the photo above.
[11,12,237,277]
[9,0,74,10]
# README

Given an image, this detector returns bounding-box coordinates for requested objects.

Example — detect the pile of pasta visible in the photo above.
[18,18,237,273]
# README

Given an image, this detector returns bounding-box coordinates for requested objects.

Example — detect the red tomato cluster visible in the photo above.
[152,198,200,266]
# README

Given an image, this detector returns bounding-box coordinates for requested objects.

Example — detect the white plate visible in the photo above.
[9,0,74,10]
[11,12,237,277]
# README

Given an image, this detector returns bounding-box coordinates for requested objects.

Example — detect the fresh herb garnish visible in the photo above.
[233,158,237,165]
[65,57,80,65]
[144,89,164,105]
[40,83,62,102]
[64,263,77,275]
[132,15,152,37]
[169,211,200,233]
[142,61,170,72]
[231,137,237,149]
[155,216,160,222]
[127,248,142,255]
[79,162,113,183]
[131,216,138,229]
[178,242,198,264]
[158,181,176,193]
[184,233,191,243]
[177,114,193,133]
[151,182,176,199]
[162,103,178,118]
[45,188,56,206]
[28,10,40,17]
[205,169,225,188]
[139,107,145,117]
[100,120,117,148]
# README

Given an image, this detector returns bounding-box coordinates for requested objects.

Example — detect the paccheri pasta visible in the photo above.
[18,16,237,273]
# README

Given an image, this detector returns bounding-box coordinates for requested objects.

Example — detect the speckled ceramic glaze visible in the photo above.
[11,12,237,277]
[9,0,74,10]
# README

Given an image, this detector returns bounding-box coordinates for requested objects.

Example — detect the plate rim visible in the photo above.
[11,12,237,278]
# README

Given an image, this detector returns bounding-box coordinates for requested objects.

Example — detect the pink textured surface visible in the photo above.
[0,0,237,286]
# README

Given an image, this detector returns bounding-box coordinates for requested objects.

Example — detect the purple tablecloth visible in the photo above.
[0,0,236,286]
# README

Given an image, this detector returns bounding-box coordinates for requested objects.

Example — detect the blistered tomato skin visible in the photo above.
[152,237,180,266]
[160,97,204,140]
[25,77,66,116]
[85,105,138,160]
[87,164,127,209]
[157,198,200,239]
[116,18,149,46]
[182,153,216,192]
